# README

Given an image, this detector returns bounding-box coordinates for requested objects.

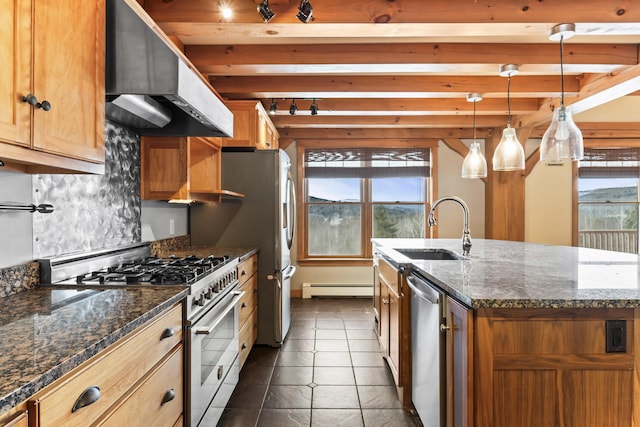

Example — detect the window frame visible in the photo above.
[296,140,437,265]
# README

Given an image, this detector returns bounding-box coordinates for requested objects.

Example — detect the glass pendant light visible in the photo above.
[493,64,525,171]
[540,23,584,163]
[462,93,487,178]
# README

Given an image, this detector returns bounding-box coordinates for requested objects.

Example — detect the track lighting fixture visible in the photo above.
[296,0,313,23]
[493,64,525,171]
[269,99,277,115]
[540,23,583,163]
[462,93,487,179]
[310,99,319,115]
[289,99,298,115]
[257,0,275,23]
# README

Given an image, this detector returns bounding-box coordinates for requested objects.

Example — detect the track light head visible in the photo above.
[257,0,275,23]
[296,0,313,23]
[269,99,277,115]
[289,99,298,115]
[310,99,318,115]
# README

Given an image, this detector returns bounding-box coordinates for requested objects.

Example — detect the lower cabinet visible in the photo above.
[27,303,184,427]
[375,256,411,408]
[0,408,27,427]
[237,254,258,369]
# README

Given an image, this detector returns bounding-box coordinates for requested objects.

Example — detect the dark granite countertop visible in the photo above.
[373,238,640,309]
[0,285,188,415]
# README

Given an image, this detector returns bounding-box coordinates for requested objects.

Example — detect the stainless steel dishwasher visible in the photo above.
[407,273,446,427]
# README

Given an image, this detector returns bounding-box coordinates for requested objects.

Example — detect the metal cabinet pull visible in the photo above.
[160,327,175,340]
[161,388,176,405]
[241,302,247,308]
[21,94,51,111]
[382,298,389,305]
[440,324,451,332]
[71,386,101,413]
[241,343,247,350]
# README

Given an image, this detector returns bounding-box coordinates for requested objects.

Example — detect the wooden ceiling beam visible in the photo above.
[212,75,578,99]
[144,0,640,24]
[261,98,539,116]
[272,115,507,128]
[187,43,636,72]
[278,128,495,140]
[518,64,640,128]
[529,122,640,139]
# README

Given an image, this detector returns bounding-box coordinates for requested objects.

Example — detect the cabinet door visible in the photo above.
[446,297,473,427]
[0,0,31,147]
[388,284,401,385]
[140,137,188,200]
[31,0,104,162]
[379,278,390,356]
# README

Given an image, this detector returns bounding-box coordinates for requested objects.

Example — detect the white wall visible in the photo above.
[436,140,486,239]
[525,162,573,245]
[141,201,188,242]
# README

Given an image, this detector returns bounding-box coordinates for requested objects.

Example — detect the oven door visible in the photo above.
[189,288,244,427]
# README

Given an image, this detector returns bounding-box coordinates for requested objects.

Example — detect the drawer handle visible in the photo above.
[241,270,247,276]
[72,386,101,413]
[241,342,247,350]
[161,388,176,406]
[241,302,247,309]
[160,327,175,340]
[382,298,389,305]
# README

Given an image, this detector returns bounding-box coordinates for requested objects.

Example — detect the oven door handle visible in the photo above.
[194,290,245,335]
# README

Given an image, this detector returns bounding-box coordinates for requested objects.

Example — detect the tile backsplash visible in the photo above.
[32,121,141,258]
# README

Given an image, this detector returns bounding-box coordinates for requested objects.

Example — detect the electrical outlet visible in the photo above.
[606,320,626,353]
[169,219,175,236]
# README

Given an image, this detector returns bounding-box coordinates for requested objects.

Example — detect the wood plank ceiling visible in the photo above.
[142,0,640,147]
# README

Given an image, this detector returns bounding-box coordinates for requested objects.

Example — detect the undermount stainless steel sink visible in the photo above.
[395,248,467,261]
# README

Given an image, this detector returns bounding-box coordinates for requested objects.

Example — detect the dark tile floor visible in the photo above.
[217,297,421,427]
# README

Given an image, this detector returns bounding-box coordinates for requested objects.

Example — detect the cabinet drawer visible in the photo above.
[238,255,258,287]
[31,304,183,427]
[97,347,183,427]
[378,257,400,293]
[239,274,257,327]
[239,309,258,369]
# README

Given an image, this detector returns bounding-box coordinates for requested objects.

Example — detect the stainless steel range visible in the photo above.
[39,242,243,427]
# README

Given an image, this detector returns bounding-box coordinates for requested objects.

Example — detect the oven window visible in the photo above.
[201,308,235,385]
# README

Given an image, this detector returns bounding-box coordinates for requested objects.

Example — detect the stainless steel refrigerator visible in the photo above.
[190,149,296,347]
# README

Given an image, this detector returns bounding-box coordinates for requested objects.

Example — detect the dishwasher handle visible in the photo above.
[406,275,440,305]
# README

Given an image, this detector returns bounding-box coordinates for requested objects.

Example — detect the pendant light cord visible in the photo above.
[473,99,477,142]
[560,34,565,108]
[507,74,512,127]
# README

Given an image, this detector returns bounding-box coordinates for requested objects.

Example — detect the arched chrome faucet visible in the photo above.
[428,196,472,256]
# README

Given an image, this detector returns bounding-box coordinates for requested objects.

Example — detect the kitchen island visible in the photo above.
[372,238,640,427]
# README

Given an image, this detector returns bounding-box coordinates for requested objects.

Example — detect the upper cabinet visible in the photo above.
[0,0,105,174]
[220,101,279,150]
[141,136,243,202]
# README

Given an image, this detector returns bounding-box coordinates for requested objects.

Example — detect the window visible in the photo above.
[299,145,432,262]
[578,148,640,254]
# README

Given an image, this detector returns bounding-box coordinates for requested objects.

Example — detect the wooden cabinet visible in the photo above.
[444,297,473,427]
[0,407,27,427]
[141,136,243,202]
[220,101,279,150]
[238,254,259,369]
[0,0,105,174]
[473,307,637,427]
[376,257,405,396]
[28,304,184,427]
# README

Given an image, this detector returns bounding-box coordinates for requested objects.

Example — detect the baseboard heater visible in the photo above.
[302,283,373,299]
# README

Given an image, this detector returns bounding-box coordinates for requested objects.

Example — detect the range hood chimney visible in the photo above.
[105,0,233,137]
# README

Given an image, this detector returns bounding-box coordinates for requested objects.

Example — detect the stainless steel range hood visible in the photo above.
[105,0,233,137]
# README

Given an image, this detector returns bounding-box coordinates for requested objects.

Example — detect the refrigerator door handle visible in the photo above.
[286,172,296,250]
[283,265,297,280]
[267,273,282,289]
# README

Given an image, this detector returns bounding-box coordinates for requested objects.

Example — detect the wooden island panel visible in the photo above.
[475,308,638,427]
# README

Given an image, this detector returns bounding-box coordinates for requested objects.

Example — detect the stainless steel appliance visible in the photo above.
[105,0,234,137]
[38,243,242,427]
[190,149,296,347]
[406,272,446,427]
